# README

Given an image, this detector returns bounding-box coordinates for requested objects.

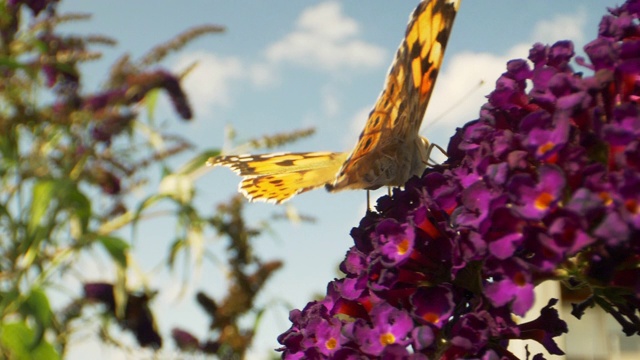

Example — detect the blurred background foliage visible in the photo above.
[0,1,304,358]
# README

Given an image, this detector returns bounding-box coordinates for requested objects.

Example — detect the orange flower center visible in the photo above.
[513,271,527,286]
[325,337,337,350]
[534,192,554,210]
[379,332,396,346]
[397,238,410,255]
[599,191,613,206]
[539,142,555,155]
[422,312,440,324]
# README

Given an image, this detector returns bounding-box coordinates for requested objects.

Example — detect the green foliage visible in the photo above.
[0,322,59,360]
[0,0,292,358]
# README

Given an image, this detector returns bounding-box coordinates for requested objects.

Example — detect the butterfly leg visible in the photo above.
[421,136,448,166]
[428,143,448,164]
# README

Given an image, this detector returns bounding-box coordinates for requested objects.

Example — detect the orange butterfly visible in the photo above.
[208,0,460,204]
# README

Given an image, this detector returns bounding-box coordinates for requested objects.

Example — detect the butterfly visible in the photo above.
[208,0,460,204]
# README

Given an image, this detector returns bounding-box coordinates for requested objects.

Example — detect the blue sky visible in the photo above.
[56,1,621,358]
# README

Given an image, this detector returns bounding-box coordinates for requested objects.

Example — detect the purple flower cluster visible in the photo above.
[278,0,640,358]
[81,70,193,143]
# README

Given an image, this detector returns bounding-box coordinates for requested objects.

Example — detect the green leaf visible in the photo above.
[144,88,161,123]
[0,322,60,360]
[24,289,52,328]
[29,181,57,235]
[0,56,29,70]
[0,289,20,315]
[167,238,185,269]
[29,180,91,235]
[98,236,130,268]
[59,182,91,232]
[177,149,221,175]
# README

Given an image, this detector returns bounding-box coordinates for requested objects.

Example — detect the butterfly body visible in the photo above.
[327,135,430,191]
[209,0,460,204]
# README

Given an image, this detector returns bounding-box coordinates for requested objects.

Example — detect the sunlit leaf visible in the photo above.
[59,182,91,232]
[24,289,52,328]
[187,226,204,269]
[29,181,56,235]
[0,322,60,360]
[29,180,91,235]
[177,149,221,176]
[98,236,130,268]
[167,238,186,269]
[0,56,28,70]
[159,174,193,203]
[134,121,165,149]
[144,88,160,123]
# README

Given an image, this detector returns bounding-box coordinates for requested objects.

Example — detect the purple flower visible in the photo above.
[90,113,135,144]
[373,219,416,267]
[171,328,200,351]
[83,282,162,349]
[484,260,535,316]
[410,285,454,328]
[352,303,412,356]
[508,165,565,220]
[448,312,490,354]
[278,0,640,357]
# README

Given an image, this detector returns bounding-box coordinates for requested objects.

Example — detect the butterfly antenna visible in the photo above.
[424,79,485,130]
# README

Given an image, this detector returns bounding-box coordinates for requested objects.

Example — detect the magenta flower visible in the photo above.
[375,220,416,267]
[483,259,535,316]
[352,303,413,356]
[278,0,640,358]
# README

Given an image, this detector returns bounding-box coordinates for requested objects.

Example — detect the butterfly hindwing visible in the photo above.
[328,0,460,191]
[212,152,348,203]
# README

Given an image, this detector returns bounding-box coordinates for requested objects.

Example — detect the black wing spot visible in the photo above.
[275,159,295,166]
[362,137,372,151]
[372,116,380,128]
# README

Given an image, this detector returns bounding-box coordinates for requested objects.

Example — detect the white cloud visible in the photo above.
[248,62,279,88]
[173,52,244,117]
[424,52,508,129]
[265,1,386,71]
[170,1,390,116]
[530,9,587,45]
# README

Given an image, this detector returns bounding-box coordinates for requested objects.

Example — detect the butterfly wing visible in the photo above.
[328,0,460,192]
[210,152,348,203]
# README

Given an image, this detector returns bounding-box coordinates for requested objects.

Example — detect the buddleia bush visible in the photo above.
[277,1,640,358]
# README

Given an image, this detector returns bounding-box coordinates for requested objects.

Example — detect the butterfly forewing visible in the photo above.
[328,0,460,192]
